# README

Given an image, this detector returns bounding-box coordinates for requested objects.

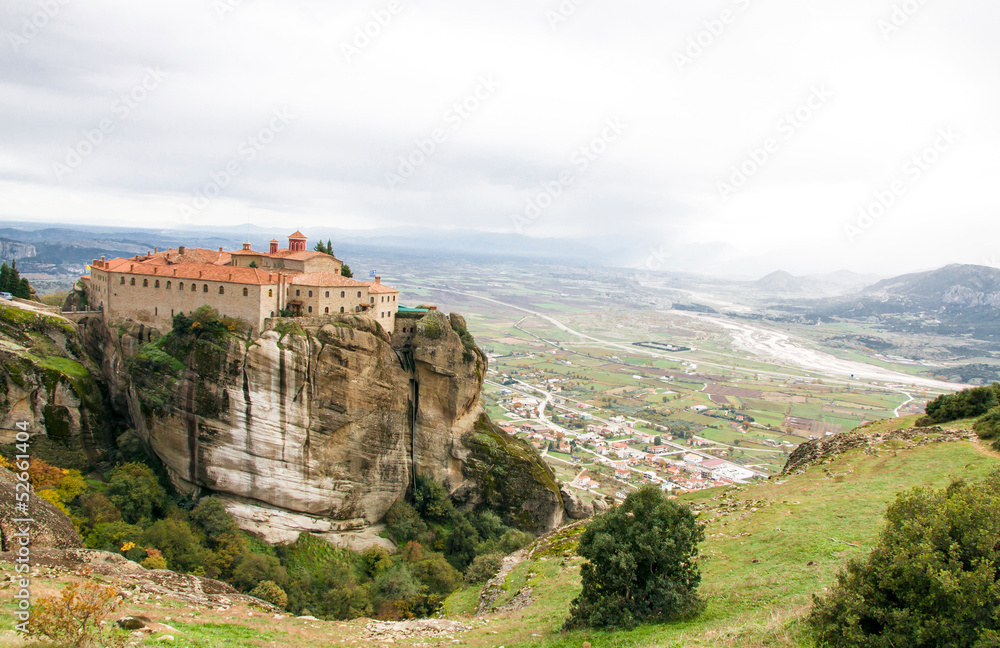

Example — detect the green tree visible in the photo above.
[565,485,705,630]
[14,277,31,299]
[445,515,480,571]
[232,554,288,591]
[250,580,288,608]
[340,263,353,278]
[809,471,1000,647]
[104,463,167,524]
[141,519,206,574]
[973,407,1000,450]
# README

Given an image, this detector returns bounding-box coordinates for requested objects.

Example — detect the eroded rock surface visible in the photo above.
[85,311,563,545]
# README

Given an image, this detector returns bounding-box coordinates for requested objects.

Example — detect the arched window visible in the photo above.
[307,306,313,313]
[154,280,160,288]
[219,286,224,294]
[370,297,375,304]
[143,279,148,287]
[166,281,171,289]
[191,283,196,292]
[324,307,329,314]
[130,278,136,286]
[325,291,330,298]
[179,282,184,290]
[203,284,208,293]
[357,291,361,298]
[270,311,274,317]
[340,306,345,313]
[341,291,345,298]
[268,289,273,297]
[308,290,313,297]
[120,277,125,284]
[243,287,248,297]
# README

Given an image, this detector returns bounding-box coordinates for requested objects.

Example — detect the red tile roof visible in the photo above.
[288,231,307,239]
[365,281,399,294]
[290,272,369,287]
[99,259,280,285]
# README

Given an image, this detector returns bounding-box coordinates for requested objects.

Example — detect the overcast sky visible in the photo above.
[1,0,997,276]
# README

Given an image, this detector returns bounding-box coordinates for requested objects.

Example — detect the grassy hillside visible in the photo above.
[2,418,997,648]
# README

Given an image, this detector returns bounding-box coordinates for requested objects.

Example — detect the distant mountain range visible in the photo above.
[814,264,1000,340]
[752,269,881,296]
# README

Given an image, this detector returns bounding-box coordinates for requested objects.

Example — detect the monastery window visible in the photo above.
[341,291,345,298]
[155,280,160,288]
[340,307,345,313]
[270,311,274,317]
[243,288,248,297]
[324,307,329,314]
[370,297,374,304]
[191,284,197,292]
[179,282,184,290]
[131,278,136,286]
[357,291,361,298]
[203,284,208,293]
[268,289,273,297]
[296,290,300,297]
[325,291,330,298]
[166,281,171,289]
[308,306,313,313]
[219,286,224,295]
[308,290,313,297]
[120,277,125,285]
[143,279,148,287]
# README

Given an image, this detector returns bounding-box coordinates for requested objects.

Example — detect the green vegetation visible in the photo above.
[0,260,32,298]
[919,383,1000,450]
[565,485,705,630]
[809,470,1000,647]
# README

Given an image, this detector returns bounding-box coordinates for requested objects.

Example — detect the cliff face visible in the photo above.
[92,311,562,548]
[0,303,116,462]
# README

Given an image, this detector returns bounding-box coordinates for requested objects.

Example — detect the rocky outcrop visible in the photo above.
[87,310,562,545]
[0,303,116,461]
[781,425,976,475]
[0,466,82,550]
[0,548,277,610]
[560,487,594,520]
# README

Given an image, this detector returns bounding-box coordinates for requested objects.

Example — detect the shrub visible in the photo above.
[973,407,1000,451]
[361,545,393,578]
[385,500,428,545]
[104,462,167,524]
[29,580,126,648]
[809,471,1000,647]
[86,521,143,554]
[413,475,454,522]
[141,548,168,570]
[444,515,480,571]
[190,496,240,545]
[498,528,534,554]
[232,553,288,591]
[922,384,1000,424]
[410,551,462,594]
[564,485,705,630]
[465,553,503,584]
[141,518,206,574]
[250,580,288,609]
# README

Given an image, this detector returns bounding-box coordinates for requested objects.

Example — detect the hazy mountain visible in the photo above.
[826,264,1000,340]
[751,269,880,297]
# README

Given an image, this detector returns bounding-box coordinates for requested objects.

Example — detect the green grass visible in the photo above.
[34,355,90,380]
[440,434,998,648]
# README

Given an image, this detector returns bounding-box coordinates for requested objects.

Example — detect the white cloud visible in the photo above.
[0,0,996,275]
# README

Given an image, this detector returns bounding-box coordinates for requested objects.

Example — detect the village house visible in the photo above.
[81,232,399,335]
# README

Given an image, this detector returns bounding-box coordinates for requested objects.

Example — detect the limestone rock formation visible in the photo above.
[91,310,562,546]
[559,486,594,520]
[0,466,82,550]
[0,303,115,460]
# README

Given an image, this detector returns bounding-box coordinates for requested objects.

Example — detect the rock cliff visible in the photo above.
[85,310,563,548]
[0,302,116,462]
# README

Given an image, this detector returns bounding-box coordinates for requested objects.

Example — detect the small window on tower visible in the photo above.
[219,286,224,295]
[243,287,249,297]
